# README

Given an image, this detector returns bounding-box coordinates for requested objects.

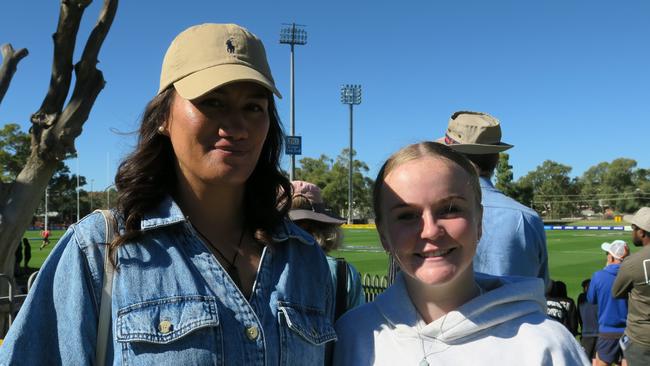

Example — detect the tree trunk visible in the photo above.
[0,0,118,336]
[0,153,57,280]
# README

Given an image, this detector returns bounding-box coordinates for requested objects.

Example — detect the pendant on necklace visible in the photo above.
[419,359,429,366]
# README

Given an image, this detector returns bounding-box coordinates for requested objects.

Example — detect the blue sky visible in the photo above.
[1,0,649,191]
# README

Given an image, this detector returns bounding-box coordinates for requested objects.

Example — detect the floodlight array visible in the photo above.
[340,84,362,105]
[279,24,307,45]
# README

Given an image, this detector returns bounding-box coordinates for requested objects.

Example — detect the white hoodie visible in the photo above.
[333,272,590,366]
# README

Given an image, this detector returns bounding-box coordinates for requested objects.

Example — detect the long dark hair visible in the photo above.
[112,87,291,251]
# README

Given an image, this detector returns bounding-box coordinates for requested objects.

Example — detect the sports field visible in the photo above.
[22,226,636,301]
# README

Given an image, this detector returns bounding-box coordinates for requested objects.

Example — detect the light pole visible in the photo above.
[105,184,115,209]
[340,84,362,224]
[44,186,49,231]
[279,23,307,181]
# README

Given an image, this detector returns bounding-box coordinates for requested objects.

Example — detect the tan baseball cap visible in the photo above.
[158,23,281,100]
[437,111,513,154]
[624,207,650,232]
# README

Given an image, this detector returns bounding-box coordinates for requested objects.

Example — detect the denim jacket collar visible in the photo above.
[140,195,187,230]
[139,195,314,246]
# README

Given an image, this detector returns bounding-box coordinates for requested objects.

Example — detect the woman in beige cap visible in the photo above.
[0,24,335,365]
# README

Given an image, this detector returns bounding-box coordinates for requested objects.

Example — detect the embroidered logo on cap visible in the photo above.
[226,38,235,54]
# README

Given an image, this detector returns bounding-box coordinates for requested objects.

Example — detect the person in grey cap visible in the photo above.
[0,23,335,365]
[613,207,650,366]
[437,111,549,289]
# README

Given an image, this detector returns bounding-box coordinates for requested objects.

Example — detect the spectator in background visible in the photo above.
[289,180,364,320]
[436,111,549,289]
[14,240,23,276]
[22,238,32,272]
[39,228,50,250]
[587,240,630,366]
[578,278,599,360]
[546,279,579,335]
[613,207,650,366]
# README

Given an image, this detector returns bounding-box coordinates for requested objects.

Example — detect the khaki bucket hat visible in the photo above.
[437,111,513,154]
[158,23,281,100]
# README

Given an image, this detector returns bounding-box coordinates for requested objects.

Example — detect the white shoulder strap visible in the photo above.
[96,209,117,366]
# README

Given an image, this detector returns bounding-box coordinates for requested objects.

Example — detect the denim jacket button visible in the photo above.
[158,320,173,334]
[245,325,259,340]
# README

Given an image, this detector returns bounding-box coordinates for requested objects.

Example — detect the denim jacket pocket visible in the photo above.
[116,295,223,365]
[278,301,337,365]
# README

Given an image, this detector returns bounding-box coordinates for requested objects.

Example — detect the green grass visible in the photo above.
[19,230,66,269]
[22,227,638,302]
[545,230,634,299]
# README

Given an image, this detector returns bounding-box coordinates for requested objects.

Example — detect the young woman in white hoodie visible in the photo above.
[333,142,589,366]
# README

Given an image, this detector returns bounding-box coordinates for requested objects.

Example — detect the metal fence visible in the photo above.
[0,271,38,338]
[361,273,389,303]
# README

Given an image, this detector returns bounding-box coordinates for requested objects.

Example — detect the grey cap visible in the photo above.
[624,207,650,232]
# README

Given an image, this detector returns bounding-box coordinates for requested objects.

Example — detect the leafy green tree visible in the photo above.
[0,123,31,182]
[295,154,333,188]
[495,153,515,197]
[295,149,374,220]
[633,168,650,207]
[518,160,578,219]
[579,158,641,213]
[326,149,374,220]
[42,165,89,224]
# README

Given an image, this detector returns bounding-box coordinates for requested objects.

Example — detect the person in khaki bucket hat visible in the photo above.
[613,207,650,365]
[0,23,338,365]
[436,111,550,291]
[438,111,513,154]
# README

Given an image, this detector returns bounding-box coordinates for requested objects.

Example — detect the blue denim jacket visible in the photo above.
[0,196,336,365]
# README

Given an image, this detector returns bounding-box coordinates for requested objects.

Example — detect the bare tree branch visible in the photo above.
[30,1,88,128]
[51,0,118,158]
[0,44,29,106]
[33,0,118,161]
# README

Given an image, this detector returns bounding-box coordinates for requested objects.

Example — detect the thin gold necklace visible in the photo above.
[192,224,246,289]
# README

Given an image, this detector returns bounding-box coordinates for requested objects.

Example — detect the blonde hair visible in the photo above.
[291,195,344,253]
[373,141,482,224]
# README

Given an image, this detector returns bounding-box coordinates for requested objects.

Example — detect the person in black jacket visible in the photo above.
[546,279,579,335]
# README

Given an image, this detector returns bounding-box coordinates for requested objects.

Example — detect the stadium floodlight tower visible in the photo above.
[279,23,307,181]
[340,84,362,225]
